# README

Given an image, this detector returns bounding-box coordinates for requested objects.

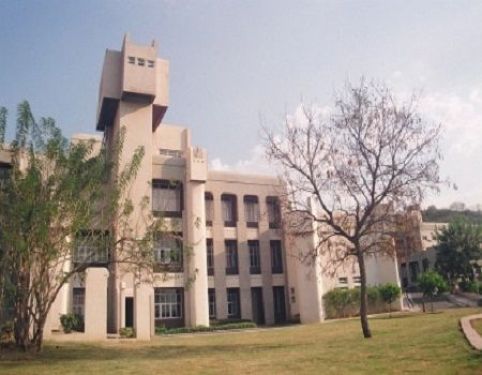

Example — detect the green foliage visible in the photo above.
[59,314,83,333]
[119,327,136,338]
[379,283,401,316]
[417,271,448,297]
[434,218,482,287]
[323,284,399,319]
[459,279,481,294]
[422,206,482,224]
[155,322,257,335]
[0,107,6,145]
[0,101,148,352]
[379,284,401,305]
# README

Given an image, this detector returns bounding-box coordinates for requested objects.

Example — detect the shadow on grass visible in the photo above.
[370,313,420,321]
[0,341,300,368]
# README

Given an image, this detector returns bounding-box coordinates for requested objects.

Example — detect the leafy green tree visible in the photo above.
[434,218,482,288]
[378,283,401,317]
[0,101,156,351]
[417,271,447,313]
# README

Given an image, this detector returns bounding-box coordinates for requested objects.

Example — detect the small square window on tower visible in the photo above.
[147,60,155,68]
[127,56,135,64]
[138,58,145,66]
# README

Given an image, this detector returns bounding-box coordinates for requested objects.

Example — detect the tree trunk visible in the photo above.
[13,308,30,351]
[357,250,372,338]
[13,281,31,351]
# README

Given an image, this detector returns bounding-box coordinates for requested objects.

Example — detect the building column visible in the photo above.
[185,146,209,327]
[85,267,109,340]
[134,282,153,340]
[289,199,325,324]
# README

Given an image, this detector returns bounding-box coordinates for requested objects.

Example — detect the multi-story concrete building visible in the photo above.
[394,208,448,289]
[1,35,402,340]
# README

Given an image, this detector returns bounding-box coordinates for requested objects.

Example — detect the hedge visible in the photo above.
[156,321,256,335]
[323,284,400,319]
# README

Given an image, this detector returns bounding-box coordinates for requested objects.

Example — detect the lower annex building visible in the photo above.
[3,35,400,339]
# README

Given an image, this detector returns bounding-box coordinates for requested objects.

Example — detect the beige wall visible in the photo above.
[40,35,408,338]
[205,171,286,324]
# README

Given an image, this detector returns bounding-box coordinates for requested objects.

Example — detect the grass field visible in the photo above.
[1,308,481,375]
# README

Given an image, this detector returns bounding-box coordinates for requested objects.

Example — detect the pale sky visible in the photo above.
[1,1,482,208]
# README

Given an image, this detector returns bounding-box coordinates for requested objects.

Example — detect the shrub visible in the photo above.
[323,284,401,319]
[119,327,136,338]
[155,321,256,335]
[378,283,401,316]
[460,280,480,294]
[323,288,357,318]
[417,271,448,312]
[59,313,83,333]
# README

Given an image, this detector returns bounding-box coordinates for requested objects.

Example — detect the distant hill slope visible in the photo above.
[422,208,482,223]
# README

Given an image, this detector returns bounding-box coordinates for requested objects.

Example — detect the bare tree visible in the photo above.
[265,80,442,338]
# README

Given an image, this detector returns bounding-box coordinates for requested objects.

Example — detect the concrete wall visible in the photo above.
[84,268,109,340]
[205,172,286,325]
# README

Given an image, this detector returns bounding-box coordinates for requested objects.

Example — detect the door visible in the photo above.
[125,297,134,328]
[273,286,286,324]
[251,287,265,325]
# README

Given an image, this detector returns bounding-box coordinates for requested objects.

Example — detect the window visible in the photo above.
[225,240,238,275]
[73,231,109,265]
[147,60,155,68]
[159,149,182,158]
[353,276,361,284]
[266,197,281,229]
[154,288,183,319]
[208,289,216,319]
[152,179,183,217]
[248,240,261,274]
[138,58,145,66]
[153,234,182,272]
[270,240,283,274]
[422,258,430,272]
[409,261,420,282]
[0,163,11,184]
[227,288,240,319]
[72,288,85,317]
[207,239,214,276]
[338,277,348,285]
[127,56,135,64]
[221,194,237,227]
[244,196,259,227]
[273,286,286,323]
[205,192,214,226]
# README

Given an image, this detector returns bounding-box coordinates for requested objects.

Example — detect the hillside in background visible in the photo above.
[422,207,482,223]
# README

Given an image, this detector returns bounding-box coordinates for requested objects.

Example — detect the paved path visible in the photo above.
[460,314,482,350]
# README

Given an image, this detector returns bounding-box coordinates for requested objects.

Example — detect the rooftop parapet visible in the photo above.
[96,34,169,131]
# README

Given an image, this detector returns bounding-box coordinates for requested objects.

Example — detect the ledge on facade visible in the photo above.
[153,264,183,273]
[226,267,239,275]
[153,210,182,219]
[250,267,261,275]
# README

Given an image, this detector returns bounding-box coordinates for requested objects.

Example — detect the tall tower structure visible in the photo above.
[96,34,209,335]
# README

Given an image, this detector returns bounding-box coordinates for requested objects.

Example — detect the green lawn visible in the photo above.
[1,308,481,375]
